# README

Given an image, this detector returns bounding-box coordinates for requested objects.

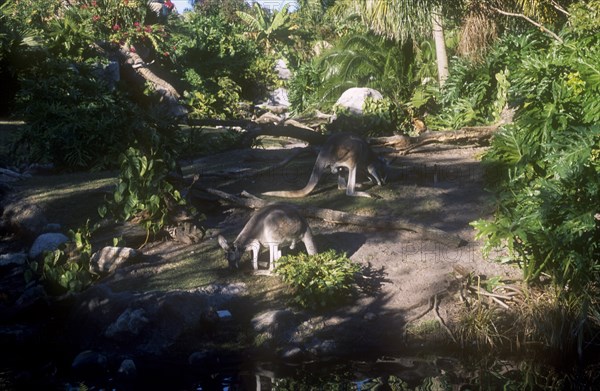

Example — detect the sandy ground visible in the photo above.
[157,141,522,352]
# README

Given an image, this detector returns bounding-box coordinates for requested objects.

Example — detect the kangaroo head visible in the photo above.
[217,235,243,269]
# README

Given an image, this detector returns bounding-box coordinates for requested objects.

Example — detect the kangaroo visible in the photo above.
[217,203,317,272]
[263,132,387,198]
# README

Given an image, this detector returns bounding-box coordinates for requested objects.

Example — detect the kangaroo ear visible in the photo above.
[217,235,230,250]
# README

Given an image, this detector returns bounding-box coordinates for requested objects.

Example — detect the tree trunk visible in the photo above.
[117,45,188,118]
[370,125,500,155]
[432,7,449,87]
[187,118,328,146]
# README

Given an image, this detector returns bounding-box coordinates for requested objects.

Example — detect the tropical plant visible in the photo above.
[172,10,276,111]
[472,5,600,292]
[99,143,185,240]
[236,2,297,55]
[25,221,96,295]
[13,58,139,169]
[275,250,361,310]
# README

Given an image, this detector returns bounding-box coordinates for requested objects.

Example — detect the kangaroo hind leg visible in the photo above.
[346,166,371,198]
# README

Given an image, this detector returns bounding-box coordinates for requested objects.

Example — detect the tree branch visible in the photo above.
[491,6,563,43]
[117,45,188,117]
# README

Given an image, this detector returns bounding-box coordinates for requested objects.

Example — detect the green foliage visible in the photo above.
[316,32,417,108]
[428,32,549,130]
[472,9,600,291]
[236,2,297,55]
[274,250,361,310]
[25,222,96,295]
[172,11,276,114]
[330,96,401,137]
[99,144,184,237]
[287,60,321,113]
[13,58,138,170]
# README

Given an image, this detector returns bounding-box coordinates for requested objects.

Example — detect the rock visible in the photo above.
[334,87,383,115]
[28,233,69,259]
[267,87,290,107]
[117,359,137,378]
[3,202,49,239]
[274,59,292,80]
[0,252,27,268]
[280,346,305,361]
[71,350,108,375]
[251,309,295,334]
[105,308,149,339]
[89,246,139,274]
[251,309,297,349]
[308,339,338,357]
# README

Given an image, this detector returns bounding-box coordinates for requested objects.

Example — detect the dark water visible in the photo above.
[3,351,598,390]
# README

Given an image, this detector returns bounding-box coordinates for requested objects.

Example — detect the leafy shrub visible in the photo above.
[428,32,547,131]
[25,222,96,295]
[329,96,403,137]
[472,10,600,291]
[172,11,275,112]
[275,250,361,310]
[99,143,185,238]
[287,60,321,113]
[14,58,138,170]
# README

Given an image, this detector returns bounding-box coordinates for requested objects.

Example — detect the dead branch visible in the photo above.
[370,125,500,155]
[199,187,467,248]
[490,6,563,43]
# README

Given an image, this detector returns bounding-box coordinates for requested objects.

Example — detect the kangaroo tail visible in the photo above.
[263,159,325,198]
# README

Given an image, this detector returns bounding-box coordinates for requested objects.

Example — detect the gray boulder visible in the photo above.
[28,232,69,259]
[334,87,383,115]
[3,201,48,239]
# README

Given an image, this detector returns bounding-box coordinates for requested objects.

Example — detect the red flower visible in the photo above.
[134,22,140,27]
[92,15,100,22]
[145,25,152,33]
[112,24,120,31]
[163,52,169,57]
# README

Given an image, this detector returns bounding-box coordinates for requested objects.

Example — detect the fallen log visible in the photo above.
[200,187,467,249]
[187,117,499,153]
[370,125,500,155]
[186,118,328,146]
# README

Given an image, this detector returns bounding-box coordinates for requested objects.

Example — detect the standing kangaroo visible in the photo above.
[263,132,387,198]
[217,203,317,272]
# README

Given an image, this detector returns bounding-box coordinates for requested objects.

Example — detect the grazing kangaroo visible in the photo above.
[263,132,387,198]
[217,203,317,272]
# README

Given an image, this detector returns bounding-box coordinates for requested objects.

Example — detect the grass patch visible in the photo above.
[11,171,117,229]
[405,319,441,337]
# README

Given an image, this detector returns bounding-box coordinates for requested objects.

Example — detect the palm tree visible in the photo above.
[329,0,453,86]
[236,3,297,54]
